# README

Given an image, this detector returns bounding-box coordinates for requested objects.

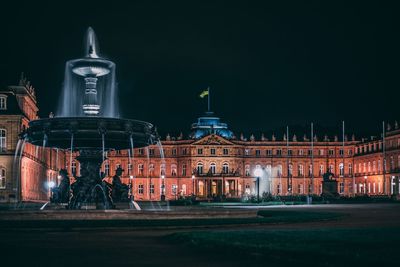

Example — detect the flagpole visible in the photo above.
[208,87,210,112]
[342,121,345,195]
[311,122,314,195]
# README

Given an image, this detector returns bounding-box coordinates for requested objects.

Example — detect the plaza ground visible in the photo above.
[0,203,399,266]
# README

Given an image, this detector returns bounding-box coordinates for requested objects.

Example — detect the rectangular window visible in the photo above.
[223,148,229,155]
[150,184,155,194]
[138,149,144,155]
[197,148,203,155]
[0,168,5,189]
[255,149,261,156]
[329,149,334,156]
[181,148,187,155]
[298,149,304,156]
[287,149,292,156]
[276,149,282,156]
[319,149,324,156]
[0,97,6,110]
[308,149,313,156]
[138,184,144,194]
[266,149,272,156]
[348,149,353,155]
[172,149,177,156]
[149,149,155,156]
[182,164,186,176]
[0,129,6,151]
[339,149,344,155]
[210,148,216,155]
[339,182,344,193]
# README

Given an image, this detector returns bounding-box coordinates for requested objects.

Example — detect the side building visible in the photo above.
[0,76,64,202]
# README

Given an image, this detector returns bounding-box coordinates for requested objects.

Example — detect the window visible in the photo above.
[339,163,344,176]
[276,149,282,156]
[0,168,5,189]
[181,184,187,195]
[277,165,282,177]
[255,149,261,156]
[308,149,313,156]
[197,162,203,174]
[104,162,109,176]
[223,148,229,155]
[308,164,313,177]
[298,149,304,156]
[319,149,324,156]
[349,163,353,175]
[298,164,304,176]
[348,149,353,156]
[138,184,144,194]
[182,164,187,176]
[222,163,229,174]
[288,164,293,177]
[138,148,144,155]
[266,165,272,176]
[210,148,216,155]
[339,149,344,156]
[277,184,281,194]
[245,184,251,194]
[150,184,154,194]
[378,160,381,172]
[373,161,376,172]
[138,164,144,176]
[172,184,178,195]
[149,149,155,156]
[128,163,132,173]
[148,164,154,176]
[245,165,250,176]
[298,184,303,194]
[160,164,166,176]
[71,161,77,175]
[368,162,371,172]
[319,165,324,176]
[363,162,366,172]
[0,96,6,110]
[197,148,203,155]
[329,164,334,173]
[266,149,272,156]
[210,163,216,174]
[171,164,177,176]
[245,149,250,156]
[172,148,177,156]
[0,129,6,151]
[288,149,292,156]
[116,163,121,171]
[181,148,187,155]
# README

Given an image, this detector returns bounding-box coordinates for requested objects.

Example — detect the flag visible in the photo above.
[199,88,209,98]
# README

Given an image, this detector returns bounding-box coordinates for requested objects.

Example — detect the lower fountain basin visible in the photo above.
[24,117,157,150]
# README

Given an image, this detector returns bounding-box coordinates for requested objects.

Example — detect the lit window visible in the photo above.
[171,164,177,176]
[149,164,154,176]
[298,149,304,156]
[138,164,144,176]
[339,163,344,176]
[298,164,304,176]
[0,168,6,189]
[0,96,6,110]
[319,165,324,176]
[160,164,166,176]
[0,129,6,151]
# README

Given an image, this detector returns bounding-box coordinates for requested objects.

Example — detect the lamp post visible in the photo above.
[254,167,263,203]
[192,174,196,197]
[129,175,133,200]
[161,174,165,201]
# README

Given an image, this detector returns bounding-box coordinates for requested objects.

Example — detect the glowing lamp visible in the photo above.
[254,167,263,177]
[47,181,56,189]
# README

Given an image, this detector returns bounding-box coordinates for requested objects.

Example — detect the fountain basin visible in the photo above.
[24,117,157,150]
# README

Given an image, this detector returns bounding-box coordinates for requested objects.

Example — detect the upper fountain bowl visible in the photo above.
[70,58,114,77]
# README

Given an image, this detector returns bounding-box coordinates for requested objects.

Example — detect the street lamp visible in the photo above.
[129,175,134,200]
[254,167,263,203]
[161,174,165,201]
[192,174,196,197]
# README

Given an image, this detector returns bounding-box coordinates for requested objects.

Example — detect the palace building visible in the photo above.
[0,78,399,202]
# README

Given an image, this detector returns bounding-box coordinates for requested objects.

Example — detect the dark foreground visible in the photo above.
[0,203,399,267]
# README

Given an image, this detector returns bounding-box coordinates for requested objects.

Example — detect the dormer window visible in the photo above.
[0,95,7,110]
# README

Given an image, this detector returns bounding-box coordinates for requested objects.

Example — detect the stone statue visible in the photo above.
[111,167,129,202]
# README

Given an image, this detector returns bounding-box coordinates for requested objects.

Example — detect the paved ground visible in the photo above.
[0,203,399,267]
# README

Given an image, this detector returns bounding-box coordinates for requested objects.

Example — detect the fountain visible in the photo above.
[22,27,158,209]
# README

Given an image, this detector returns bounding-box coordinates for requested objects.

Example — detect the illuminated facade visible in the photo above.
[0,77,399,202]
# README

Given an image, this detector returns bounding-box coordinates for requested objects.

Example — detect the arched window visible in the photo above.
[245,165,250,176]
[197,162,203,175]
[277,165,282,177]
[339,163,344,176]
[368,162,371,172]
[288,164,293,177]
[210,163,216,174]
[171,164,177,176]
[222,163,229,174]
[0,129,6,151]
[182,164,187,176]
[266,165,272,177]
[0,168,5,189]
[160,163,166,176]
[319,165,324,176]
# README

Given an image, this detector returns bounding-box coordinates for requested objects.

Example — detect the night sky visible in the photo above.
[1,0,398,138]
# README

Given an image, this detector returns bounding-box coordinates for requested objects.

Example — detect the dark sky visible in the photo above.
[1,0,398,138]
